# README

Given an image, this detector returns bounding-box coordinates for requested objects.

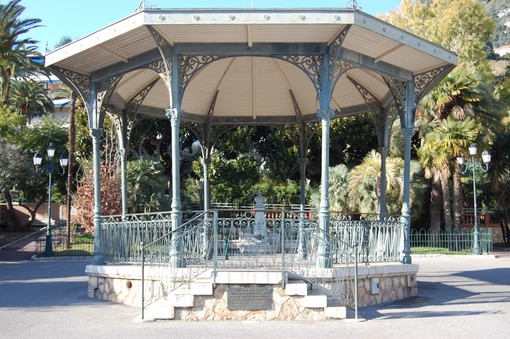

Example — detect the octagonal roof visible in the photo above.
[45,8,456,125]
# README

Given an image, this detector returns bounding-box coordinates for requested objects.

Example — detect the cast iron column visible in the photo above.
[91,128,105,265]
[166,108,185,267]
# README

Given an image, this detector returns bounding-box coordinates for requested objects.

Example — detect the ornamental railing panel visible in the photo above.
[101,211,173,263]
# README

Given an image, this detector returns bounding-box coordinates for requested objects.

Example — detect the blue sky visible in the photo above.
[19,0,402,52]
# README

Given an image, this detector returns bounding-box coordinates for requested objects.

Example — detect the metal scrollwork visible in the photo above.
[146,26,174,80]
[180,55,219,93]
[125,77,159,117]
[347,75,380,110]
[281,55,323,94]
[55,67,90,102]
[383,76,407,114]
[329,26,355,88]
[414,66,447,100]
[148,60,167,79]
[97,76,121,113]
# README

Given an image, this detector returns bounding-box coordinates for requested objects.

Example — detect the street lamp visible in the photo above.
[33,143,68,256]
[456,145,491,255]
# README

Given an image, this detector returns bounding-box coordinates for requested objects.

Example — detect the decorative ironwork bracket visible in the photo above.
[51,67,90,103]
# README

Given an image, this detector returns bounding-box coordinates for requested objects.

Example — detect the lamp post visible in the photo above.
[456,145,491,255]
[33,143,68,256]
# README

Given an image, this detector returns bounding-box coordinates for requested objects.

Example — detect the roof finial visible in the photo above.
[136,0,145,12]
[348,0,361,10]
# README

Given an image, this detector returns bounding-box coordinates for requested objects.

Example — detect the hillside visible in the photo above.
[482,0,510,48]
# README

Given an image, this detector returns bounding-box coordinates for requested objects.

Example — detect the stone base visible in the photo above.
[85,263,418,320]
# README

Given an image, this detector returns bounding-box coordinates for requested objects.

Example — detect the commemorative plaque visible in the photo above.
[227,285,273,310]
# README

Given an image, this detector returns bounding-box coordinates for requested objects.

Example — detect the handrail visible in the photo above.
[140,211,217,319]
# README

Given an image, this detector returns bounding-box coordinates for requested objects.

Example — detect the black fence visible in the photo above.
[35,222,94,257]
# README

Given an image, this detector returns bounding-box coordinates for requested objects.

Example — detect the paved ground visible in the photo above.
[1,237,510,339]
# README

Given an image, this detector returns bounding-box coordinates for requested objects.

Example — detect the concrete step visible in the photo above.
[143,299,175,321]
[284,279,309,296]
[324,306,347,319]
[300,292,327,308]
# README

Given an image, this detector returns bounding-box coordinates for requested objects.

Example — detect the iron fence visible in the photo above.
[410,228,493,253]
[34,222,94,256]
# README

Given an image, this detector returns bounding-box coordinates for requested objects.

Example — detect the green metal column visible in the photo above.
[400,80,416,265]
[378,108,391,221]
[297,156,307,260]
[201,155,211,260]
[316,51,333,269]
[118,111,129,217]
[91,127,104,265]
[166,108,184,267]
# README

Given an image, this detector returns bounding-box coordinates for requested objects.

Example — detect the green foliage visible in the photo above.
[127,157,169,213]
[308,155,427,217]
[252,126,300,181]
[383,0,494,73]
[252,178,300,207]
[0,103,24,140]
[209,153,260,206]
[348,150,406,214]
[0,141,35,195]
[74,107,92,159]
[19,116,68,154]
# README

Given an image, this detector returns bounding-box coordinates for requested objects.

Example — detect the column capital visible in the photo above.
[297,157,308,166]
[165,108,183,123]
[401,127,415,138]
[90,128,103,139]
[317,107,335,121]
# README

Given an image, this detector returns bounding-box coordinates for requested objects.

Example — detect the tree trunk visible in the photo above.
[452,164,464,230]
[429,176,442,231]
[18,201,44,229]
[3,67,12,104]
[440,173,453,232]
[3,189,21,231]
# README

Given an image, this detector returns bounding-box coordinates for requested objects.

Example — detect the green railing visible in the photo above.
[101,212,174,263]
[140,211,217,317]
[135,210,361,319]
[410,228,493,253]
[330,214,404,262]
[99,210,407,319]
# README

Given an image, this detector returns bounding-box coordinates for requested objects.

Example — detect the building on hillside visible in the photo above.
[494,45,510,56]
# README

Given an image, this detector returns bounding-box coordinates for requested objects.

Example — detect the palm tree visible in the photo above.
[418,117,479,231]
[10,77,53,124]
[0,0,42,102]
[423,68,483,121]
[328,164,350,212]
[127,157,170,213]
[347,150,405,215]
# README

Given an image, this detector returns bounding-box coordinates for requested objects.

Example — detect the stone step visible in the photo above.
[324,306,347,319]
[300,292,327,308]
[172,281,213,297]
[284,279,309,296]
[143,299,175,321]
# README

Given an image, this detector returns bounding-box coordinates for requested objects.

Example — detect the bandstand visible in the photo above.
[44,6,456,320]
